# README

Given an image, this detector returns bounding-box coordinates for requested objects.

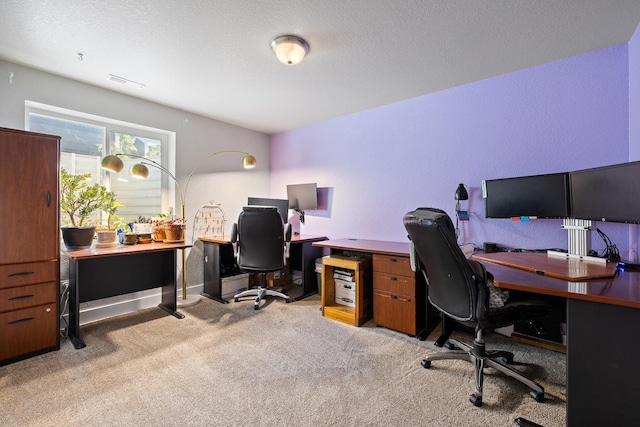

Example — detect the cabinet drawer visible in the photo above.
[372,254,413,277]
[0,261,57,290]
[0,304,58,362]
[0,282,57,313]
[373,271,415,296]
[373,289,419,335]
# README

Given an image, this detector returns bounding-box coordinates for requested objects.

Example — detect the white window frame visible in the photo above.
[25,100,177,218]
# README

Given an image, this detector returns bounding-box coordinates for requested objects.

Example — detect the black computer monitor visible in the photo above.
[484,172,570,219]
[569,160,640,223]
[247,197,289,224]
[287,183,318,210]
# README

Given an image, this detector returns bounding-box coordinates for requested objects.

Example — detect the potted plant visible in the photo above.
[149,207,174,241]
[60,168,118,250]
[95,194,124,247]
[164,217,186,242]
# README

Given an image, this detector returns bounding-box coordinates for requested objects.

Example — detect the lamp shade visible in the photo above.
[271,35,309,65]
[242,154,257,169]
[129,163,149,179]
[101,155,124,173]
[454,183,469,201]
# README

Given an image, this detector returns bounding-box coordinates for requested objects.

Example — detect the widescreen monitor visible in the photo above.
[247,197,289,224]
[483,172,570,219]
[569,161,640,224]
[287,183,318,211]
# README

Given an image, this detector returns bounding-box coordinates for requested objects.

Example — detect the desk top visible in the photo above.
[198,234,327,245]
[313,238,410,257]
[476,253,640,309]
[473,251,617,281]
[66,241,191,260]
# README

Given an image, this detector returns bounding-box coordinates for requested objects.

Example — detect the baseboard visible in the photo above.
[511,332,566,353]
[60,283,204,327]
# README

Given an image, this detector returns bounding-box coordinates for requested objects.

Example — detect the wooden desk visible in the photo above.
[199,234,327,303]
[67,242,189,349]
[313,239,439,338]
[474,252,640,426]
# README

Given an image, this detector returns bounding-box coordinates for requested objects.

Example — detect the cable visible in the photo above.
[59,280,69,340]
[596,228,620,261]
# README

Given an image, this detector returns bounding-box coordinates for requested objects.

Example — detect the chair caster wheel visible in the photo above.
[234,298,239,302]
[253,305,259,310]
[444,341,456,350]
[285,299,291,303]
[469,394,482,407]
[421,359,431,369]
[530,390,545,402]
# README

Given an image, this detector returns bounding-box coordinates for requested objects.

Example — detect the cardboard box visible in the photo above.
[250,265,290,288]
[335,285,356,307]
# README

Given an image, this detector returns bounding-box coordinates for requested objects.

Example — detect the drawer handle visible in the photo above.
[8,317,34,325]
[390,258,398,262]
[339,297,354,304]
[389,277,397,281]
[47,191,52,207]
[8,294,34,301]
[8,271,35,277]
[388,294,411,302]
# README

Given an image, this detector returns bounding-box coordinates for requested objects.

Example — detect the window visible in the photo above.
[26,102,175,227]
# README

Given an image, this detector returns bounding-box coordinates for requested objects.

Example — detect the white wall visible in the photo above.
[1,59,270,324]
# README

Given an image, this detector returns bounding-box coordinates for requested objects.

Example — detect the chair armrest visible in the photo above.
[283,223,292,264]
[230,223,238,257]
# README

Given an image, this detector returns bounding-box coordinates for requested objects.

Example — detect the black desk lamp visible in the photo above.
[454,183,469,239]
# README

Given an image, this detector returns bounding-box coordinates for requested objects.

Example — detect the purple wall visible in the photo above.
[271,43,634,259]
[628,24,640,260]
[630,24,640,160]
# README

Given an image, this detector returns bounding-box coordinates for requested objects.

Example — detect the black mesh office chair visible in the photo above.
[232,206,292,310]
[403,207,551,407]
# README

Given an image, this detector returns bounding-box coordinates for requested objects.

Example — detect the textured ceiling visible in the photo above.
[1,1,640,134]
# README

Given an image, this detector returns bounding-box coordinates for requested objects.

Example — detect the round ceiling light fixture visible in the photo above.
[271,35,309,65]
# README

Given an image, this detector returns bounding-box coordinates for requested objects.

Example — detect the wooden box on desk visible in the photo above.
[321,254,372,326]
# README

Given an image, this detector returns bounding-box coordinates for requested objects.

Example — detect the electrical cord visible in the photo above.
[596,228,620,261]
[59,280,69,340]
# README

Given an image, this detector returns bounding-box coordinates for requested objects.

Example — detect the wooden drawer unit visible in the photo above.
[0,304,58,362]
[0,261,57,290]
[372,254,424,335]
[0,282,58,313]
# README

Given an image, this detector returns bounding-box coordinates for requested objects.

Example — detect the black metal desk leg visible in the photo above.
[159,250,185,319]
[67,259,86,349]
[293,241,324,301]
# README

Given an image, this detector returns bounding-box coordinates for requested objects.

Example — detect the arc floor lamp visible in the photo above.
[101,150,257,307]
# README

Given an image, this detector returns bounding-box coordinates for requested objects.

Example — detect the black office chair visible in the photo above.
[232,206,292,310]
[403,207,550,407]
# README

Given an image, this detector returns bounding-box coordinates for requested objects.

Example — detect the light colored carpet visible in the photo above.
[0,294,566,426]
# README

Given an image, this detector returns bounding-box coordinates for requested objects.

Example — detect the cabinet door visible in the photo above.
[0,129,60,264]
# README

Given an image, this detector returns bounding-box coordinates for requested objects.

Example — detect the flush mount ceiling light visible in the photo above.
[271,35,309,65]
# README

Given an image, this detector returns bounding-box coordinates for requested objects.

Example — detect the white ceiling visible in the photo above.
[2,1,640,135]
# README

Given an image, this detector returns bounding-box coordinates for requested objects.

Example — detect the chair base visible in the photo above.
[422,330,545,407]
[234,286,290,310]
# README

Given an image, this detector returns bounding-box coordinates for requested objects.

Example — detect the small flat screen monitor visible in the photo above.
[247,197,289,224]
[287,183,318,211]
[484,172,570,219]
[569,161,640,223]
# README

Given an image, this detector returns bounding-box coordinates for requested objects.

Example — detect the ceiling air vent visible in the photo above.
[107,74,145,89]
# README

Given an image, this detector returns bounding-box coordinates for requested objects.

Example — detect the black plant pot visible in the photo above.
[61,226,96,250]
